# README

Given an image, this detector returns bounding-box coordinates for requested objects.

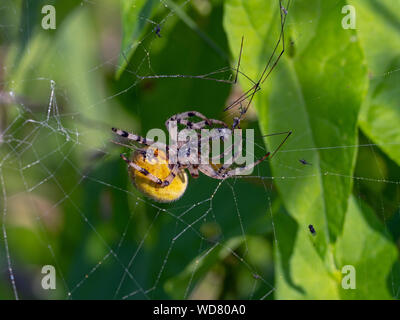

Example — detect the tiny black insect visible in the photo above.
[154,24,161,37]
[299,158,311,165]
[308,224,316,236]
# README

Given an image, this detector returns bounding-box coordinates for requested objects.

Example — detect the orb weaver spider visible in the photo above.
[112,0,291,202]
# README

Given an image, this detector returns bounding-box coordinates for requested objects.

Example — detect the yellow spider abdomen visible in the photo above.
[129,146,188,203]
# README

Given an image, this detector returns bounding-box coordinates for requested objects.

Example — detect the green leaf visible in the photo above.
[274,209,339,299]
[224,0,368,246]
[359,56,400,166]
[116,0,158,79]
[335,197,399,299]
[224,0,369,297]
[274,196,399,299]
[353,0,400,166]
[163,0,228,60]
[349,0,400,75]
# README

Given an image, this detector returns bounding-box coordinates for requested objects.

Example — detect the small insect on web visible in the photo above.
[154,24,162,38]
[111,0,292,203]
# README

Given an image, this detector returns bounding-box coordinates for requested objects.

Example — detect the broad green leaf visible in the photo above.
[224,0,368,297]
[335,197,399,299]
[348,0,400,76]
[116,0,158,79]
[352,0,400,166]
[162,0,228,60]
[224,0,367,246]
[274,196,399,299]
[274,209,339,299]
[359,56,400,166]
[10,1,85,70]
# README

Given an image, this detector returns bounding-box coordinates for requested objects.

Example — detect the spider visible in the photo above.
[112,111,275,202]
[112,110,291,202]
[112,0,291,202]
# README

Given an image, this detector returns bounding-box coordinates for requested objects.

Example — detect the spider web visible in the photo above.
[0,0,399,300]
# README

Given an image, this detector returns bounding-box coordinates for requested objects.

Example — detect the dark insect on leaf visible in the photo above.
[299,158,311,165]
[308,224,316,236]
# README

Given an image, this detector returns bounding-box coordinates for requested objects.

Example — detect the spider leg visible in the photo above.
[195,126,235,168]
[262,130,292,158]
[221,152,271,178]
[199,152,270,179]
[165,111,228,130]
[198,164,223,179]
[165,111,206,129]
[211,130,243,171]
[233,36,244,84]
[180,119,228,130]
[214,130,291,173]
[112,127,155,146]
[224,0,291,129]
[158,165,181,187]
[188,165,199,178]
[120,153,163,185]
[208,130,291,177]
[122,152,183,188]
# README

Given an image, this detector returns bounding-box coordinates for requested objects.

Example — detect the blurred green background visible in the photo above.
[0,0,399,299]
